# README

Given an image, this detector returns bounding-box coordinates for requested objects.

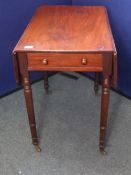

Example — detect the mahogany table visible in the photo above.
[13,5,117,154]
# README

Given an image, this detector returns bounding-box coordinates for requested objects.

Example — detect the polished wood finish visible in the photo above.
[18,53,39,146]
[100,75,110,154]
[14,6,115,52]
[27,53,103,71]
[13,5,117,153]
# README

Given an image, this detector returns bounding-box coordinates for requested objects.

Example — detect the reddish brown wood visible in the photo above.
[13,5,117,153]
[99,75,110,154]
[99,53,112,154]
[13,6,116,53]
[18,53,39,147]
[13,52,21,85]
[112,52,118,87]
[27,53,103,70]
[28,66,102,72]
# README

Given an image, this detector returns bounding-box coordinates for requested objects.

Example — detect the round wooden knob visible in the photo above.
[81,58,87,65]
[42,58,48,65]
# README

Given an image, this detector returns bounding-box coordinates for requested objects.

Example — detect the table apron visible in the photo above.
[28,66,103,72]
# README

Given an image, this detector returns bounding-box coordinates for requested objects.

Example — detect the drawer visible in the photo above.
[27,53,103,70]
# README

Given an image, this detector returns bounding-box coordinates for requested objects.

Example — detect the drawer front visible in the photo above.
[27,53,103,70]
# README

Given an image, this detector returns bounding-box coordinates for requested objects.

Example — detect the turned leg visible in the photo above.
[94,72,100,94]
[19,54,41,152]
[44,71,49,91]
[99,75,110,155]
[22,77,41,152]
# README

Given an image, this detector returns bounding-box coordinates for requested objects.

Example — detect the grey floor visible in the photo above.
[0,73,131,175]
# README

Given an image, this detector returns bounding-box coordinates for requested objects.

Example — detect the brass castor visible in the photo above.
[100,149,107,155]
[34,145,41,152]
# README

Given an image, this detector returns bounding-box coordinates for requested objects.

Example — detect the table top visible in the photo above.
[14,5,116,53]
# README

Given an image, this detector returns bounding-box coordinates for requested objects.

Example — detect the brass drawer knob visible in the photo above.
[42,58,48,65]
[81,58,87,65]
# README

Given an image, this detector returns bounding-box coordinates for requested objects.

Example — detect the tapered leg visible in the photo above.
[22,77,41,151]
[19,54,41,152]
[44,71,49,91]
[94,72,100,94]
[99,75,110,155]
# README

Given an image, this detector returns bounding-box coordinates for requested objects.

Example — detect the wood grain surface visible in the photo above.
[14,5,116,53]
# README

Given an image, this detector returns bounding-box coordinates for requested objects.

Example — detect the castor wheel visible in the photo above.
[100,149,107,155]
[34,145,41,152]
